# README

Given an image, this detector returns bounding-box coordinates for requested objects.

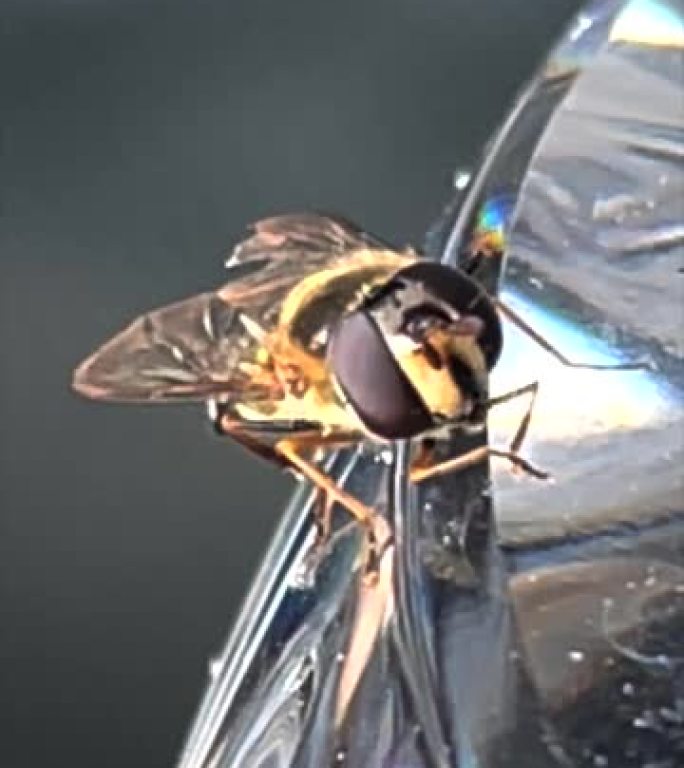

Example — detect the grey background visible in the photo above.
[2,1,580,766]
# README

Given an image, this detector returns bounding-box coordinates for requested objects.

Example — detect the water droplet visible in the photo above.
[453,169,471,190]
[568,650,585,663]
[622,682,635,696]
[659,706,683,724]
[208,656,223,678]
[206,399,219,421]
[569,13,593,42]
[291,560,317,590]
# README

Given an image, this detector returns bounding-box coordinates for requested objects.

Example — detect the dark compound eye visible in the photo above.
[328,310,432,440]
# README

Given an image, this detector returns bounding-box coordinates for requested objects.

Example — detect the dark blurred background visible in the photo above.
[2,1,581,766]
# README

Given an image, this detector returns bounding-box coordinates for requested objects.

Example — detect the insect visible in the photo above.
[72,213,633,573]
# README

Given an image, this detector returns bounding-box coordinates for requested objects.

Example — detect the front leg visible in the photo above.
[410,444,548,483]
[410,380,547,483]
[214,416,388,581]
[274,438,391,583]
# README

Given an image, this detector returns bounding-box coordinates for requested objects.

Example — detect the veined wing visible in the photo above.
[72,213,415,404]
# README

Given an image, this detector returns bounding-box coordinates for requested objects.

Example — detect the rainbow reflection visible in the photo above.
[469,194,515,256]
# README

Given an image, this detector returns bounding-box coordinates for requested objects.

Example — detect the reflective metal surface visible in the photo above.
[177,2,684,766]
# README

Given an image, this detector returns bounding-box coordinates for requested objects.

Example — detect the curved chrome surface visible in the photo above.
[177,2,684,766]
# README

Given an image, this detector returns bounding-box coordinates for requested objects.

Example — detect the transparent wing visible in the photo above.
[72,213,404,403]
[219,212,392,305]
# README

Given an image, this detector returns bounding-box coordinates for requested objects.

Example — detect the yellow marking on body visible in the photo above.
[278,248,415,330]
[235,379,365,434]
[383,333,464,420]
[255,347,270,366]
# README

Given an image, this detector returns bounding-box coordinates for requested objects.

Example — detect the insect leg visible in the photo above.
[486,380,539,455]
[410,437,437,472]
[211,410,291,468]
[495,298,643,370]
[215,410,365,513]
[275,438,374,526]
[312,487,334,548]
[410,444,548,483]
[288,435,395,582]
[272,430,362,452]
[215,415,365,510]
[214,411,386,580]
[411,381,546,483]
[296,487,345,579]
[275,438,385,582]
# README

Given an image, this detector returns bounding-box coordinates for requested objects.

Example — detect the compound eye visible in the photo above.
[328,310,431,440]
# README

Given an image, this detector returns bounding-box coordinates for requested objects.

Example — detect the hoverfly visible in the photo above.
[72,213,630,571]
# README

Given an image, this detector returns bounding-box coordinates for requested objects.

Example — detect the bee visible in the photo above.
[72,213,633,571]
